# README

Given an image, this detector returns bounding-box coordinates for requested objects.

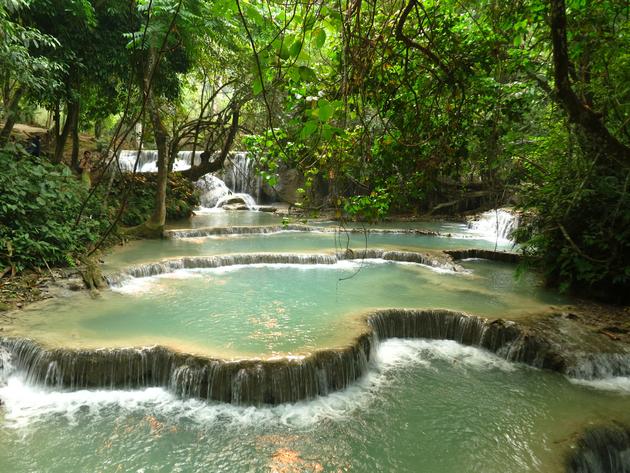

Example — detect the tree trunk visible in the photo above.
[0,86,25,146]
[144,90,169,235]
[549,0,630,166]
[53,100,79,164]
[182,106,240,181]
[94,119,103,140]
[71,101,81,171]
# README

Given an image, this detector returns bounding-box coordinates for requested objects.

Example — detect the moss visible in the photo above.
[78,256,106,290]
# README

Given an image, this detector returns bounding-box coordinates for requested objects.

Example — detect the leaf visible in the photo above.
[312,28,326,49]
[278,43,291,60]
[513,35,522,47]
[317,99,333,122]
[300,120,319,139]
[298,66,317,82]
[252,77,263,96]
[286,66,300,82]
[289,40,302,58]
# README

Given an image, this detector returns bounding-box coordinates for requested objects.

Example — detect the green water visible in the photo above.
[105,231,514,269]
[167,210,282,229]
[7,260,564,357]
[1,339,628,473]
[1,211,626,472]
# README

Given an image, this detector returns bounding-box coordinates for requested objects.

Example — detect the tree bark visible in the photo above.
[0,86,25,146]
[71,100,81,171]
[549,0,630,165]
[181,106,240,181]
[53,100,79,164]
[395,0,453,85]
[145,91,169,233]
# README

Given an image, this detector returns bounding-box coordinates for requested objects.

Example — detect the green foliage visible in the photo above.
[343,188,391,223]
[243,130,306,188]
[0,147,105,271]
[114,173,199,226]
[0,1,64,89]
[514,124,630,302]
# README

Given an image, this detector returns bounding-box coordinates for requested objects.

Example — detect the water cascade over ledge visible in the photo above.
[467,208,519,243]
[0,308,612,406]
[164,224,440,239]
[103,249,462,284]
[565,424,630,473]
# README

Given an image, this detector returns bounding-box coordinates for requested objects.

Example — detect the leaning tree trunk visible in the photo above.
[0,86,25,146]
[181,106,240,181]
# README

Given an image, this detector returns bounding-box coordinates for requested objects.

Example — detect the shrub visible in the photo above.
[0,148,106,272]
[113,173,200,226]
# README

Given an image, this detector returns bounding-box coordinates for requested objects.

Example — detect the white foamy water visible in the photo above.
[214,192,258,210]
[195,174,231,208]
[0,340,515,429]
[569,376,630,394]
[375,339,516,372]
[467,209,518,244]
[118,150,202,173]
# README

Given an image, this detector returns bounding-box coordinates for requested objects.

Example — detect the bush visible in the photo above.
[114,172,199,226]
[515,134,630,303]
[0,148,106,272]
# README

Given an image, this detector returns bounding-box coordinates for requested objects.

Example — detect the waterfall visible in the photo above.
[195,173,259,210]
[213,193,258,210]
[219,152,262,203]
[164,224,316,238]
[566,353,630,379]
[164,224,439,239]
[445,249,522,264]
[195,174,231,208]
[117,150,202,173]
[117,150,263,207]
[103,250,461,285]
[566,424,630,473]
[1,308,626,406]
[467,209,519,242]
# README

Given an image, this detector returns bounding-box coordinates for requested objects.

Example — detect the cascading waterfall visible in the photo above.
[117,150,202,173]
[212,192,258,210]
[117,150,263,208]
[468,208,519,242]
[219,152,262,202]
[566,424,630,473]
[103,250,462,285]
[566,353,630,379]
[164,224,439,239]
[194,152,262,209]
[0,308,610,406]
[195,174,232,208]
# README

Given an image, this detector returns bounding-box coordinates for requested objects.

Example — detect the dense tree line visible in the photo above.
[0,0,628,301]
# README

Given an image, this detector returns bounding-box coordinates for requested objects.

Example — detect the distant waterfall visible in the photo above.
[467,209,519,242]
[118,150,264,207]
[195,174,231,208]
[117,150,202,173]
[219,152,262,203]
